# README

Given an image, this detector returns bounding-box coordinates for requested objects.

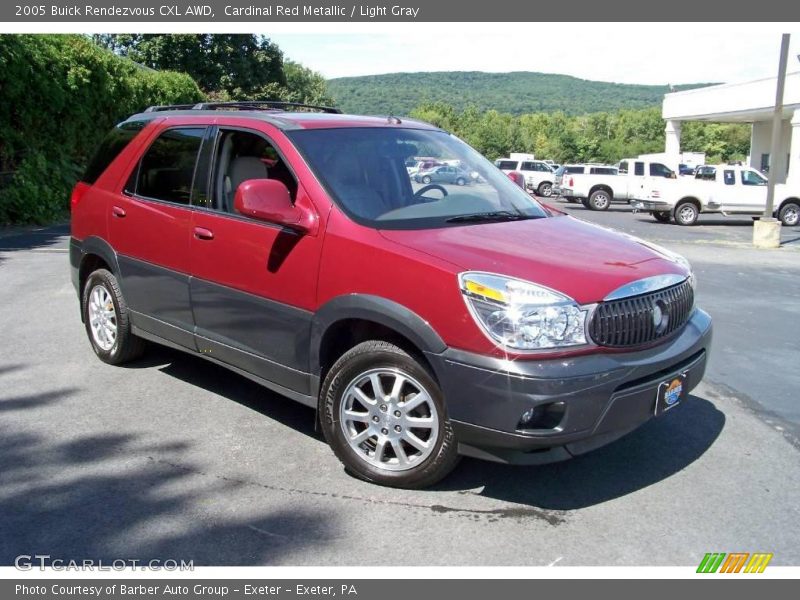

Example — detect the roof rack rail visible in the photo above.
[143,104,200,112]
[143,101,342,114]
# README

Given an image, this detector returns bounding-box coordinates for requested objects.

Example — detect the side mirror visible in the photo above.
[234,179,313,232]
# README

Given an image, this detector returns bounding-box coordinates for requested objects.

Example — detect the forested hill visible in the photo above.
[327,71,713,116]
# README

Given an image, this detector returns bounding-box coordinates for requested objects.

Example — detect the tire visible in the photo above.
[421,175,431,184]
[82,268,145,365]
[537,182,553,197]
[778,201,800,227]
[565,197,579,204]
[653,211,671,223]
[588,189,611,211]
[674,200,699,226]
[319,340,460,489]
[456,177,466,186]
[581,198,590,208]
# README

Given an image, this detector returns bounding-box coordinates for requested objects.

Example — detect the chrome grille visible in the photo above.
[590,279,694,348]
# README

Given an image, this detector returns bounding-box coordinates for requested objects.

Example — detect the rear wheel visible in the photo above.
[82,269,145,365]
[779,201,800,226]
[537,182,553,197]
[588,189,611,211]
[653,211,671,223]
[674,201,699,226]
[456,177,466,186]
[421,175,431,184]
[319,340,460,489]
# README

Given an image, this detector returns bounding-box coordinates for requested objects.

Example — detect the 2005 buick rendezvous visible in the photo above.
[70,102,712,488]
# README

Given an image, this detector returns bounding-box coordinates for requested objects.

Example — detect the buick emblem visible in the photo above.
[652,304,663,328]
[652,300,668,332]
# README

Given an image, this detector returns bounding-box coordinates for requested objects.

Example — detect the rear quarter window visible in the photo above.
[82,121,146,185]
[497,161,518,170]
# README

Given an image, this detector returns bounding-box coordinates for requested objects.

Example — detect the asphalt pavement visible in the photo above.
[0,212,798,566]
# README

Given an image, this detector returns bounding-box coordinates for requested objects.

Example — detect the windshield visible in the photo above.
[288,127,548,229]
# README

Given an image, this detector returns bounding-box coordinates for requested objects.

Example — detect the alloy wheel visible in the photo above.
[339,368,439,471]
[88,284,117,351]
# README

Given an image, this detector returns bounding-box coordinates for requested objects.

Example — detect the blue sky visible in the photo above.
[269,28,800,85]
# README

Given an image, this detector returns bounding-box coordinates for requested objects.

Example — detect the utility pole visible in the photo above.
[754,33,790,248]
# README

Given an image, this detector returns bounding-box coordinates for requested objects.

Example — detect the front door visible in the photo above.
[188,127,324,396]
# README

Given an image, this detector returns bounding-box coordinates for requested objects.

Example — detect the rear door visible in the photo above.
[188,126,324,396]
[108,125,207,348]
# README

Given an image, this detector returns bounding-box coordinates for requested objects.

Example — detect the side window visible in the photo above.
[618,161,628,174]
[133,128,205,204]
[210,129,298,214]
[741,170,767,186]
[520,161,535,171]
[634,162,645,176]
[649,163,674,178]
[724,170,736,185]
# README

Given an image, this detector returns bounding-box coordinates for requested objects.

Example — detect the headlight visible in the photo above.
[459,272,588,351]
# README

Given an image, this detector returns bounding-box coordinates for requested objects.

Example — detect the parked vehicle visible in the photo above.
[495,157,556,196]
[632,164,800,226]
[678,164,695,176]
[561,158,676,210]
[414,164,474,186]
[554,164,618,202]
[70,101,711,488]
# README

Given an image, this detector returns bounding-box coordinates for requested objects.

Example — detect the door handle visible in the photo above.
[193,227,214,241]
[112,206,126,218]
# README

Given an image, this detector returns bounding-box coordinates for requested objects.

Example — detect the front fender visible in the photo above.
[309,294,447,375]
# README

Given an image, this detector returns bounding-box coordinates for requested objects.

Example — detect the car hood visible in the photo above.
[379,215,689,305]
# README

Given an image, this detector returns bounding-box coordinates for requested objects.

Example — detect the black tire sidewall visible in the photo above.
[320,342,458,488]
[539,183,552,197]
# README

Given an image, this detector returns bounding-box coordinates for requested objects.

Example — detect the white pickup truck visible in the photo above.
[495,156,557,197]
[559,158,676,210]
[631,165,800,226]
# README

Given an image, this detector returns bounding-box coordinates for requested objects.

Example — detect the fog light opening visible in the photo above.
[517,402,566,431]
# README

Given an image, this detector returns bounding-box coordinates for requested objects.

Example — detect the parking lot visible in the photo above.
[1,205,799,566]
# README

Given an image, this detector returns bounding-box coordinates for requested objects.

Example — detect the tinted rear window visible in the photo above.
[82,121,146,185]
[590,167,618,175]
[134,128,205,205]
[497,160,518,170]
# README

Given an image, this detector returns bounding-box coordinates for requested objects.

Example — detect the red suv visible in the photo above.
[70,101,712,488]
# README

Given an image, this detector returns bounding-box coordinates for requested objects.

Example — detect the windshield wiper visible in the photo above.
[445,211,539,223]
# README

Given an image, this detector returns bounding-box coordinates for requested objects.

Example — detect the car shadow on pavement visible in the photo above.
[434,393,725,510]
[0,413,333,566]
[123,345,322,442]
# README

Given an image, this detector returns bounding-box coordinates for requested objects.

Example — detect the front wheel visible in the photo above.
[455,177,466,186]
[653,211,671,223]
[537,182,553,197]
[588,189,611,210]
[779,201,800,226]
[319,340,460,489]
[421,175,431,184]
[82,269,145,364]
[674,201,699,226]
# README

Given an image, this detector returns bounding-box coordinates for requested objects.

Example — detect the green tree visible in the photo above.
[94,34,287,100]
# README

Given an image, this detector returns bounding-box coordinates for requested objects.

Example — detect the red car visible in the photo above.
[70,101,712,488]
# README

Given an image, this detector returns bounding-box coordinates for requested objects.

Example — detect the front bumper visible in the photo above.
[631,200,674,212]
[426,309,712,464]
